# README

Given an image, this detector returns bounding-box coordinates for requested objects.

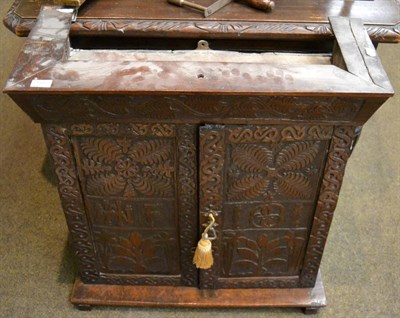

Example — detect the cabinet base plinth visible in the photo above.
[71,272,326,312]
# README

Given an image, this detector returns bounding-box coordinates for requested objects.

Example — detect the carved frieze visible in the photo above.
[27,95,364,123]
[227,125,333,143]
[69,123,175,137]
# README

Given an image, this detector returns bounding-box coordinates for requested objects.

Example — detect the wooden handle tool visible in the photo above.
[168,0,275,17]
[242,0,275,11]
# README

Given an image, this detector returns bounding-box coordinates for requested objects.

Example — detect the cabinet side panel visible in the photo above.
[300,126,360,287]
[42,124,100,283]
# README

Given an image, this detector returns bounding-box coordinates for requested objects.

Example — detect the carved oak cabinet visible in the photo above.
[3,2,397,314]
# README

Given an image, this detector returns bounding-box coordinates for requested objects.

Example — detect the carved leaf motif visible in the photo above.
[276,142,320,172]
[232,144,273,173]
[194,22,251,33]
[112,244,134,258]
[305,25,332,35]
[129,140,171,165]
[229,176,270,200]
[275,172,312,199]
[86,174,126,196]
[132,175,172,196]
[123,182,136,198]
[142,160,174,178]
[81,159,112,175]
[231,236,260,270]
[81,138,122,164]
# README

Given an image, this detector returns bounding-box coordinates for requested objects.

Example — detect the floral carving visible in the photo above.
[222,230,306,277]
[95,230,178,274]
[228,142,321,201]
[78,137,175,198]
[249,203,285,228]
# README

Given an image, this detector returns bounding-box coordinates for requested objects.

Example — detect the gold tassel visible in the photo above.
[193,234,214,269]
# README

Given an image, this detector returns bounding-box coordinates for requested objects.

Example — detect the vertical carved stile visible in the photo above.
[199,125,225,289]
[300,126,357,287]
[42,124,99,283]
[177,125,198,286]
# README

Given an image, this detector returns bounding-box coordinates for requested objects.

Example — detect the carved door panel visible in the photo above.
[199,124,333,289]
[70,123,198,286]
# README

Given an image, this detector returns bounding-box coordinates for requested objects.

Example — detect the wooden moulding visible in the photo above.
[71,271,326,312]
[3,0,400,42]
[3,7,393,99]
[53,0,86,6]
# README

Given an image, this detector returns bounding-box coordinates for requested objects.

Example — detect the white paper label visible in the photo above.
[30,79,53,88]
[57,8,75,13]
[365,47,376,57]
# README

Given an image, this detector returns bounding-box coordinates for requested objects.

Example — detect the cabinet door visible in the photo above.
[68,123,198,286]
[199,124,333,289]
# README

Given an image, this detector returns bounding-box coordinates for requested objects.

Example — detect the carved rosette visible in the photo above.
[227,141,322,201]
[77,136,175,198]
[42,124,100,283]
[300,126,360,287]
[199,126,225,289]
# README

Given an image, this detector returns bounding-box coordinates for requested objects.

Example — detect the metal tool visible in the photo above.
[167,0,275,17]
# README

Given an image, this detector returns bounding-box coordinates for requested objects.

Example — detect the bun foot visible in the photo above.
[302,307,320,315]
[76,304,93,311]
